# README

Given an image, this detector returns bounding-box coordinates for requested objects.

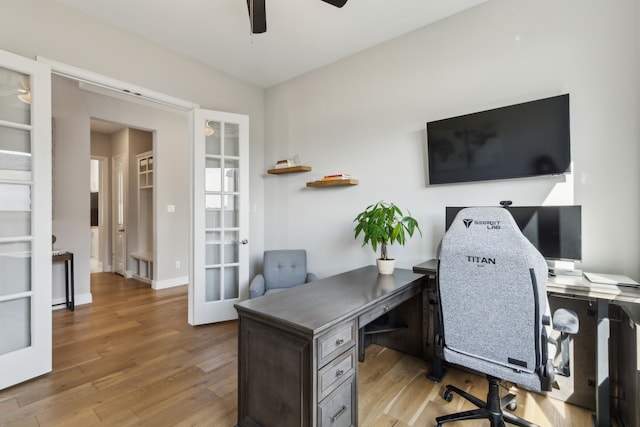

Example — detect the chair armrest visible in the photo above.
[249,274,265,299]
[553,308,579,334]
[306,272,318,283]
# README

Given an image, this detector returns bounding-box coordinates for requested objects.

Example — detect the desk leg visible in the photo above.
[594,299,609,427]
[427,287,445,382]
[69,254,75,311]
[64,259,70,309]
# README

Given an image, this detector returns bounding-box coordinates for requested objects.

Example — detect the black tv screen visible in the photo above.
[445,205,582,262]
[427,94,570,185]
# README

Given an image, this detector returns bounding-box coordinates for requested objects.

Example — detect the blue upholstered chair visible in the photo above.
[249,250,317,299]
[436,207,578,427]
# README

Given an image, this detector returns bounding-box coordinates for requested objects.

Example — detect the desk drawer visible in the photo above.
[318,375,356,427]
[359,282,421,327]
[318,347,356,401]
[317,321,356,367]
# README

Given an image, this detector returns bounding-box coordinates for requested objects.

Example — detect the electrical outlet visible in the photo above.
[175,261,181,269]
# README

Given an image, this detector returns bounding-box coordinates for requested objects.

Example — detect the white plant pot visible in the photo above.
[376,258,396,275]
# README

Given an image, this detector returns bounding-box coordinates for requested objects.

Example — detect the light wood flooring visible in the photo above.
[0,272,598,426]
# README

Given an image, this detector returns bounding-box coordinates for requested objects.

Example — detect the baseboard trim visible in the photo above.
[52,292,93,310]
[153,276,188,290]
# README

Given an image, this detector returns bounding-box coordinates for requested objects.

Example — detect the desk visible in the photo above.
[52,251,74,311]
[234,266,426,427]
[412,259,640,427]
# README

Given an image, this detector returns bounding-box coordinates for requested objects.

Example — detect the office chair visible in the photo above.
[435,207,578,427]
[249,249,317,298]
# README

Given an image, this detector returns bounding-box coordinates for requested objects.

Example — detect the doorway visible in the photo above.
[89,120,154,284]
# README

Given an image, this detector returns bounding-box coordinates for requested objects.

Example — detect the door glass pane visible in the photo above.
[0,67,31,125]
[205,268,221,301]
[224,231,239,263]
[224,123,239,156]
[116,163,124,225]
[205,120,221,155]
[205,231,221,265]
[224,266,239,299]
[0,297,31,356]
[0,126,32,181]
[0,183,31,237]
[205,158,222,192]
[0,242,31,296]
[205,209,221,229]
[224,159,239,193]
[223,195,238,227]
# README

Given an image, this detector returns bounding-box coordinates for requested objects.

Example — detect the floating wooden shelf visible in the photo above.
[267,165,312,174]
[306,179,359,188]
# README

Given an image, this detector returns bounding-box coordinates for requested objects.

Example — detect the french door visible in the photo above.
[0,50,52,389]
[111,153,126,276]
[189,109,249,325]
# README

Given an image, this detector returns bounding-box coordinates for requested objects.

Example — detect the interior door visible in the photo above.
[112,153,126,276]
[189,109,249,325]
[0,50,52,389]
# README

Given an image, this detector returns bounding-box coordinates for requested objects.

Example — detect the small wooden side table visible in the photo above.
[52,251,74,311]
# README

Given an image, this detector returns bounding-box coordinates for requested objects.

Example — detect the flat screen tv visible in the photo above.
[445,205,582,262]
[427,94,570,185]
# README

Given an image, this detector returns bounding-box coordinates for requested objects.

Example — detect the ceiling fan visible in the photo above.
[246,0,348,34]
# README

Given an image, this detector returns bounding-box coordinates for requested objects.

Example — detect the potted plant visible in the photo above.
[353,201,421,274]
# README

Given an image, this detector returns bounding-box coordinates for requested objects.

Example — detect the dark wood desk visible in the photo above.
[52,251,74,311]
[234,266,427,427]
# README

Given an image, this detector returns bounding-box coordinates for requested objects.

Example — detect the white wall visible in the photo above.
[264,0,640,280]
[1,0,266,301]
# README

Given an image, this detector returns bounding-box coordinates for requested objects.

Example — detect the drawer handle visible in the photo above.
[335,338,344,346]
[330,405,347,423]
[383,305,390,312]
[335,368,344,377]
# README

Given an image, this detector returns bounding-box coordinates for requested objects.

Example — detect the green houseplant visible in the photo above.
[353,201,421,274]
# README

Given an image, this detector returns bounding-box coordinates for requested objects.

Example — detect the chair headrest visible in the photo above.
[440,206,547,278]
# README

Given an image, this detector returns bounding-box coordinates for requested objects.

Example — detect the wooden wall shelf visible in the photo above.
[306,179,359,188]
[267,166,312,174]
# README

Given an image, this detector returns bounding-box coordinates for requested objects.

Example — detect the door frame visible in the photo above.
[90,155,109,272]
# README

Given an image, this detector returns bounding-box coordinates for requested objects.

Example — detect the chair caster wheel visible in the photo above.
[507,401,517,411]
[442,389,453,402]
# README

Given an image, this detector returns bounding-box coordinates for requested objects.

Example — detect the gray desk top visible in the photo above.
[413,259,640,319]
[235,265,424,335]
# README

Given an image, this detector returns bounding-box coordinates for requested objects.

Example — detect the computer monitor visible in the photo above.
[445,205,582,262]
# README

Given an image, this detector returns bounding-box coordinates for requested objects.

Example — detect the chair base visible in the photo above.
[435,375,539,427]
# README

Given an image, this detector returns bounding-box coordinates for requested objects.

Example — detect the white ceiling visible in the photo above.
[56,0,486,88]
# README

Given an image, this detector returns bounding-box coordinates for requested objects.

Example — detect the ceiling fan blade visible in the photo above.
[246,0,266,34]
[321,0,348,7]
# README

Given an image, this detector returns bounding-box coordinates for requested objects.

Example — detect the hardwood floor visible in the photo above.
[0,273,597,426]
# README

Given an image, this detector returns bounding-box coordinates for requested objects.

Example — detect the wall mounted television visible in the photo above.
[445,205,582,262]
[427,94,570,185]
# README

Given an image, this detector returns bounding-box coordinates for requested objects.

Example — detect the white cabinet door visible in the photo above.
[0,50,52,389]
[189,109,249,325]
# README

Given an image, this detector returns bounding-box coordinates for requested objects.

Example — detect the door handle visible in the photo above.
[118,228,125,232]
[232,239,248,245]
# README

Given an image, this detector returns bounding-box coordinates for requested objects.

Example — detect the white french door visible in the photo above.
[111,153,126,276]
[189,109,249,325]
[0,50,52,389]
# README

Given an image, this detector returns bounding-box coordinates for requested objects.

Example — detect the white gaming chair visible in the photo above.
[436,207,578,427]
